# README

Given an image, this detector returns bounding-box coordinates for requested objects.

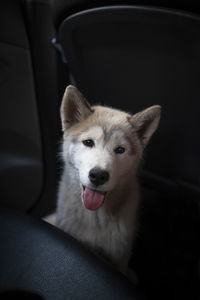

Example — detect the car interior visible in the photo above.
[0,0,199,299]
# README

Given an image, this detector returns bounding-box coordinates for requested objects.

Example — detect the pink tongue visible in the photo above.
[83,187,105,210]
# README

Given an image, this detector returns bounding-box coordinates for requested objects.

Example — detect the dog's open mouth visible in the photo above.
[82,186,106,211]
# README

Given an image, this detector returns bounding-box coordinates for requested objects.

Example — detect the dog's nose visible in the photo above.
[89,168,109,186]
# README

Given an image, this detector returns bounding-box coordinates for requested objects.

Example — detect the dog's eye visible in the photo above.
[82,139,94,147]
[114,146,125,154]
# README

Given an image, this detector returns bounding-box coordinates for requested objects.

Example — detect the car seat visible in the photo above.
[0,1,144,299]
[0,0,199,299]
[53,3,200,299]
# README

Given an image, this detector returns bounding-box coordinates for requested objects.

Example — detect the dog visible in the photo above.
[54,85,161,278]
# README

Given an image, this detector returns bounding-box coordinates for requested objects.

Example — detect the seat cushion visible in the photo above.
[0,208,144,300]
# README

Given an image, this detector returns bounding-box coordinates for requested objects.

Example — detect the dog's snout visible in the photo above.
[89,168,109,186]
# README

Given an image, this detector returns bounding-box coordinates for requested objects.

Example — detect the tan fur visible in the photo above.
[53,85,161,279]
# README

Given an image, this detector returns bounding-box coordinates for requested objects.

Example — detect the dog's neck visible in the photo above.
[56,160,140,260]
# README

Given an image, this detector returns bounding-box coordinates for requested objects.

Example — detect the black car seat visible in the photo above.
[52,2,200,300]
[0,1,145,299]
[0,208,143,300]
[0,0,59,216]
[0,0,199,299]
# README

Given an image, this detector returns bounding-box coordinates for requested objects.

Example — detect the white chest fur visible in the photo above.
[56,168,137,270]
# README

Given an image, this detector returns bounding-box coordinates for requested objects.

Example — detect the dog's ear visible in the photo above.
[129,105,161,147]
[61,85,93,131]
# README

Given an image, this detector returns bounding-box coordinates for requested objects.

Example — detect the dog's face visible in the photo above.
[61,85,161,210]
[67,124,140,192]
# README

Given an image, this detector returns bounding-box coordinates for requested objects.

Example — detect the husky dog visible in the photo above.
[56,85,161,276]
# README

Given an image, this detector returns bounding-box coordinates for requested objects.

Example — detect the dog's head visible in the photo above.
[61,85,161,210]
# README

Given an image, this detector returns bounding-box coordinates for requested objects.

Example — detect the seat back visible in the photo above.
[0,0,59,216]
[58,6,200,193]
[57,6,200,299]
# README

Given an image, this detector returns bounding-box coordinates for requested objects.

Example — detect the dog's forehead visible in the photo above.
[80,125,128,140]
[67,105,135,142]
[80,126,104,139]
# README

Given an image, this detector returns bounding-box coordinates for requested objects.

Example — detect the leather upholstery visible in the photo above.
[57,5,200,299]
[0,0,59,215]
[52,0,200,28]
[0,1,199,299]
[0,0,43,211]
[58,6,200,192]
[0,208,144,300]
